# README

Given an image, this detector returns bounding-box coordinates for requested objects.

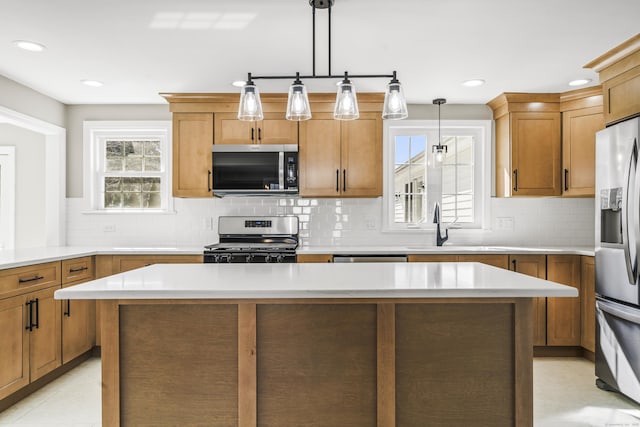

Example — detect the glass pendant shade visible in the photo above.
[382,82,408,120]
[432,145,447,165]
[237,83,264,121]
[334,78,359,120]
[286,82,312,121]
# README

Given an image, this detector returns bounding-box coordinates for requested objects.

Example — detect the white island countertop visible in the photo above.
[55,262,578,300]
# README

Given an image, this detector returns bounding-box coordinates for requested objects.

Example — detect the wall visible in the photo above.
[64,104,170,197]
[0,75,65,127]
[0,124,47,248]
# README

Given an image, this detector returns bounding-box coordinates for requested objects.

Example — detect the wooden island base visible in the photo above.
[100,298,533,427]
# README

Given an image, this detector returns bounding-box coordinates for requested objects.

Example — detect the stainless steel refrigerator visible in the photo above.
[595,116,640,403]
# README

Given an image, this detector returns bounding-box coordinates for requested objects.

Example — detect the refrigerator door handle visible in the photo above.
[634,138,640,285]
[622,138,638,285]
[597,298,640,324]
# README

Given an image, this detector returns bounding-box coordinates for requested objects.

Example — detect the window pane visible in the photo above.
[142,177,161,191]
[104,177,121,191]
[104,192,122,208]
[124,141,144,157]
[143,192,161,208]
[442,166,456,194]
[144,157,161,172]
[106,141,123,158]
[144,141,161,156]
[395,136,410,164]
[441,136,456,165]
[122,177,142,192]
[125,157,143,172]
[457,136,473,164]
[106,159,124,172]
[394,193,426,223]
[457,165,473,194]
[123,192,142,208]
[410,136,426,161]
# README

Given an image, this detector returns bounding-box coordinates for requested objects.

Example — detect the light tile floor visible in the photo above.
[0,357,638,426]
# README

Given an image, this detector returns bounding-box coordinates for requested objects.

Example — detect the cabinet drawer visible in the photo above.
[0,262,61,298]
[61,257,95,284]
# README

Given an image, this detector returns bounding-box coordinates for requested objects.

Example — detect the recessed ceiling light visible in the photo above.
[81,79,104,87]
[13,40,46,52]
[462,79,485,87]
[568,79,591,87]
[232,80,246,87]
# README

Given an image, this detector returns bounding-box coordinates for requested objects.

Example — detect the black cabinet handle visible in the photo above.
[25,300,33,331]
[207,170,212,192]
[336,169,339,192]
[343,169,346,192]
[564,169,569,191]
[258,128,262,141]
[69,266,88,273]
[513,170,518,192]
[64,300,71,317]
[512,259,517,271]
[34,298,39,329]
[19,275,44,284]
[251,128,254,141]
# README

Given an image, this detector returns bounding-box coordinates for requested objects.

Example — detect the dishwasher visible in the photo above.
[333,255,408,263]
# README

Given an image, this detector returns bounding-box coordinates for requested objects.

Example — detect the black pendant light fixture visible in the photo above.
[431,98,448,164]
[237,0,408,122]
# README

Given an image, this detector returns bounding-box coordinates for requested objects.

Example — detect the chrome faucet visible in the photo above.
[433,202,448,246]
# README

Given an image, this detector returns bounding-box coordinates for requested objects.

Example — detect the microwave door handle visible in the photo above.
[622,138,638,285]
[278,151,284,190]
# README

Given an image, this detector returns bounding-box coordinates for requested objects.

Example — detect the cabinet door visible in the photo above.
[297,254,333,263]
[29,286,62,381]
[603,66,640,125]
[408,255,459,262]
[457,254,509,269]
[0,295,29,400]
[341,113,382,197]
[214,113,255,144]
[173,113,213,197]
[62,290,95,364]
[511,112,561,196]
[112,255,204,274]
[546,255,581,346]
[299,116,342,197]
[259,116,298,145]
[580,256,595,352]
[562,107,603,196]
[510,255,547,346]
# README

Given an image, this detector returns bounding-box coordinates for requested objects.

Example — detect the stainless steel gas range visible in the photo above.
[204,216,299,264]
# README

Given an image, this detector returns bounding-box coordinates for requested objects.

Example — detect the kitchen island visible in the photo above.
[56,262,577,427]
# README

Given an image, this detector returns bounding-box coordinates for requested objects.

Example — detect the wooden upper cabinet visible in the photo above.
[488,94,561,197]
[585,34,640,125]
[172,113,213,197]
[299,110,382,198]
[214,112,297,145]
[560,87,603,197]
[546,255,581,346]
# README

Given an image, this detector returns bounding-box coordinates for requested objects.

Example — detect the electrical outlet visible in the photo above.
[496,217,514,231]
[365,219,376,230]
[103,224,116,233]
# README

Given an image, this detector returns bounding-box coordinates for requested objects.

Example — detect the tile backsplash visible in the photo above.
[66,196,594,248]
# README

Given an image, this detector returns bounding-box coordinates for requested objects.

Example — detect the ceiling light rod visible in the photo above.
[238,0,408,121]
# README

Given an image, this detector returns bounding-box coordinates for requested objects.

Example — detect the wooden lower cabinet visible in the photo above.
[457,254,509,269]
[111,255,203,274]
[546,255,581,346]
[61,256,96,364]
[510,255,547,346]
[408,254,458,262]
[0,295,30,400]
[296,254,333,263]
[28,286,62,382]
[580,256,595,352]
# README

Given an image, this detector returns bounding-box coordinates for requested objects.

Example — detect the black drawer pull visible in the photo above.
[25,300,33,331]
[19,275,44,284]
[513,169,518,192]
[34,298,39,329]
[207,170,212,192]
[512,259,517,271]
[343,169,346,192]
[64,300,71,317]
[564,168,569,191]
[69,266,88,273]
[336,169,339,192]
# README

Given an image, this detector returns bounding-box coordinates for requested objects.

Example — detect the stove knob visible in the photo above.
[214,254,221,263]
[221,254,231,263]
[246,254,253,263]
[276,254,285,263]
[265,255,272,263]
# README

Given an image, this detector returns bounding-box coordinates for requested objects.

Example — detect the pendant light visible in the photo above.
[238,0,408,122]
[382,71,408,120]
[431,98,448,164]
[334,72,359,120]
[237,73,263,121]
[286,72,312,121]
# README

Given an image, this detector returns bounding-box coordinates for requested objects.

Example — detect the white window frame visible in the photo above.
[83,121,174,213]
[382,119,491,231]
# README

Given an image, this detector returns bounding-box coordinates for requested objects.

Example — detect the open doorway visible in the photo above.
[0,147,15,249]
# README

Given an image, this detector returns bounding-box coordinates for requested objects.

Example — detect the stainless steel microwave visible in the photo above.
[211,144,298,196]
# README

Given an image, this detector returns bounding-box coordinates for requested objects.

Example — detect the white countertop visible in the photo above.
[297,245,595,256]
[55,262,578,300]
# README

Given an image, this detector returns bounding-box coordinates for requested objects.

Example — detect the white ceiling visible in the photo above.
[1,0,639,106]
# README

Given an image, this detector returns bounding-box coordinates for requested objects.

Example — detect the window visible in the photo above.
[384,120,490,230]
[83,121,173,212]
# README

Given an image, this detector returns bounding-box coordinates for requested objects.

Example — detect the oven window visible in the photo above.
[213,152,279,190]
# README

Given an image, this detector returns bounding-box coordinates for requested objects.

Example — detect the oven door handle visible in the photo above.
[278,151,285,190]
[597,298,640,324]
